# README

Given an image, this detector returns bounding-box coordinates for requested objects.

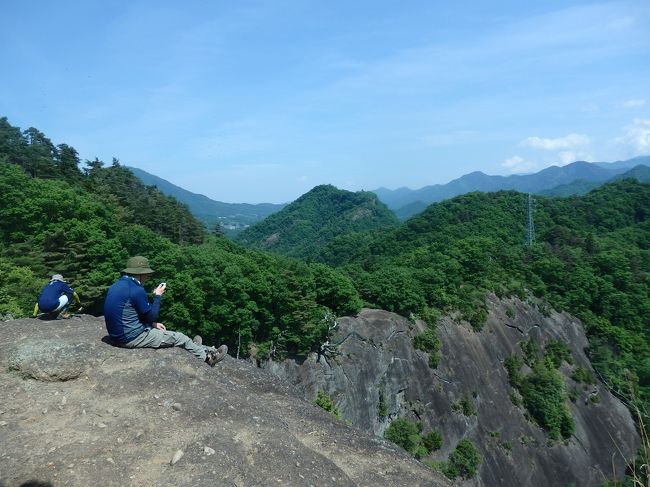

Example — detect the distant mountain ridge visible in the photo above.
[235,184,399,259]
[540,164,650,197]
[128,166,285,235]
[129,156,650,228]
[374,156,650,218]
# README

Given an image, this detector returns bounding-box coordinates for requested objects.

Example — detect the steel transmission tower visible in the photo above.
[526,193,536,246]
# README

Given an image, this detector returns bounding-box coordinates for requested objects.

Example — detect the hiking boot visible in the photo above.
[205,345,228,367]
[193,335,203,346]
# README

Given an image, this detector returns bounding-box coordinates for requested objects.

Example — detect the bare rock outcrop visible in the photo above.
[265,296,639,487]
[0,315,451,487]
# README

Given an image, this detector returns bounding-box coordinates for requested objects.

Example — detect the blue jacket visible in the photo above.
[104,276,161,343]
[38,280,74,313]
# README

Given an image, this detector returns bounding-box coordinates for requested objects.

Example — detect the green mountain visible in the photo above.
[537,178,600,197]
[615,163,650,183]
[540,164,650,197]
[394,200,428,220]
[127,166,285,236]
[0,118,206,247]
[235,184,400,259]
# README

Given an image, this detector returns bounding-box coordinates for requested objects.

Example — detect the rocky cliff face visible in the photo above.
[0,316,450,487]
[265,295,639,487]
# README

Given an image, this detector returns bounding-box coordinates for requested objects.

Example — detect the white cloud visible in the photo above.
[617,119,650,155]
[622,99,647,108]
[521,133,590,150]
[558,151,576,165]
[502,155,537,173]
[557,150,593,166]
[503,155,524,168]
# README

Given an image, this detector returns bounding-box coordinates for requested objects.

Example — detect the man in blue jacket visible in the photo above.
[104,256,227,366]
[35,274,80,319]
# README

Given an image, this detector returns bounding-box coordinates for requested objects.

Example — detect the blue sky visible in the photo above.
[1,1,649,203]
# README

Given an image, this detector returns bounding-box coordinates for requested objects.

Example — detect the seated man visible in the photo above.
[104,255,227,366]
[34,274,80,319]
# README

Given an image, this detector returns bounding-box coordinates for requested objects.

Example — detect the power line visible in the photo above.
[526,193,535,247]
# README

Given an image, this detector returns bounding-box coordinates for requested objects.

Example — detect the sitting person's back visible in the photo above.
[35,274,78,318]
[104,274,160,344]
[103,255,227,366]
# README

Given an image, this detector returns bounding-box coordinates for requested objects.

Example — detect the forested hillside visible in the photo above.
[0,117,206,246]
[235,184,399,259]
[321,183,650,412]
[0,117,362,358]
[128,166,285,236]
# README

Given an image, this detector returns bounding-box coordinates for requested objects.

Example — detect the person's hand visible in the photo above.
[154,282,167,296]
[154,322,166,331]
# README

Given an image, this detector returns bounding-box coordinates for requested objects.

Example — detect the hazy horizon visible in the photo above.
[2,1,649,203]
[130,154,647,205]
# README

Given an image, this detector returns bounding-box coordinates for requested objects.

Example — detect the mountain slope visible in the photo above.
[235,184,399,259]
[0,117,206,246]
[540,164,650,197]
[267,303,638,487]
[614,163,650,183]
[380,157,650,218]
[595,155,650,170]
[128,166,285,235]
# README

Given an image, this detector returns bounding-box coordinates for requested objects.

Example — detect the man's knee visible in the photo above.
[54,295,70,312]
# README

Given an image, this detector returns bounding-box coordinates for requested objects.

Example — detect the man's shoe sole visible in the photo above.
[214,345,228,363]
[206,345,228,366]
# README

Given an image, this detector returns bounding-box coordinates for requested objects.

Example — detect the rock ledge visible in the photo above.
[0,316,449,487]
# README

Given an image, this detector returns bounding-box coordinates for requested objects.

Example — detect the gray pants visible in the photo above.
[124,328,214,361]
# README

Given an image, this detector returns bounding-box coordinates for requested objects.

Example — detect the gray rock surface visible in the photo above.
[0,315,450,487]
[265,296,639,487]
